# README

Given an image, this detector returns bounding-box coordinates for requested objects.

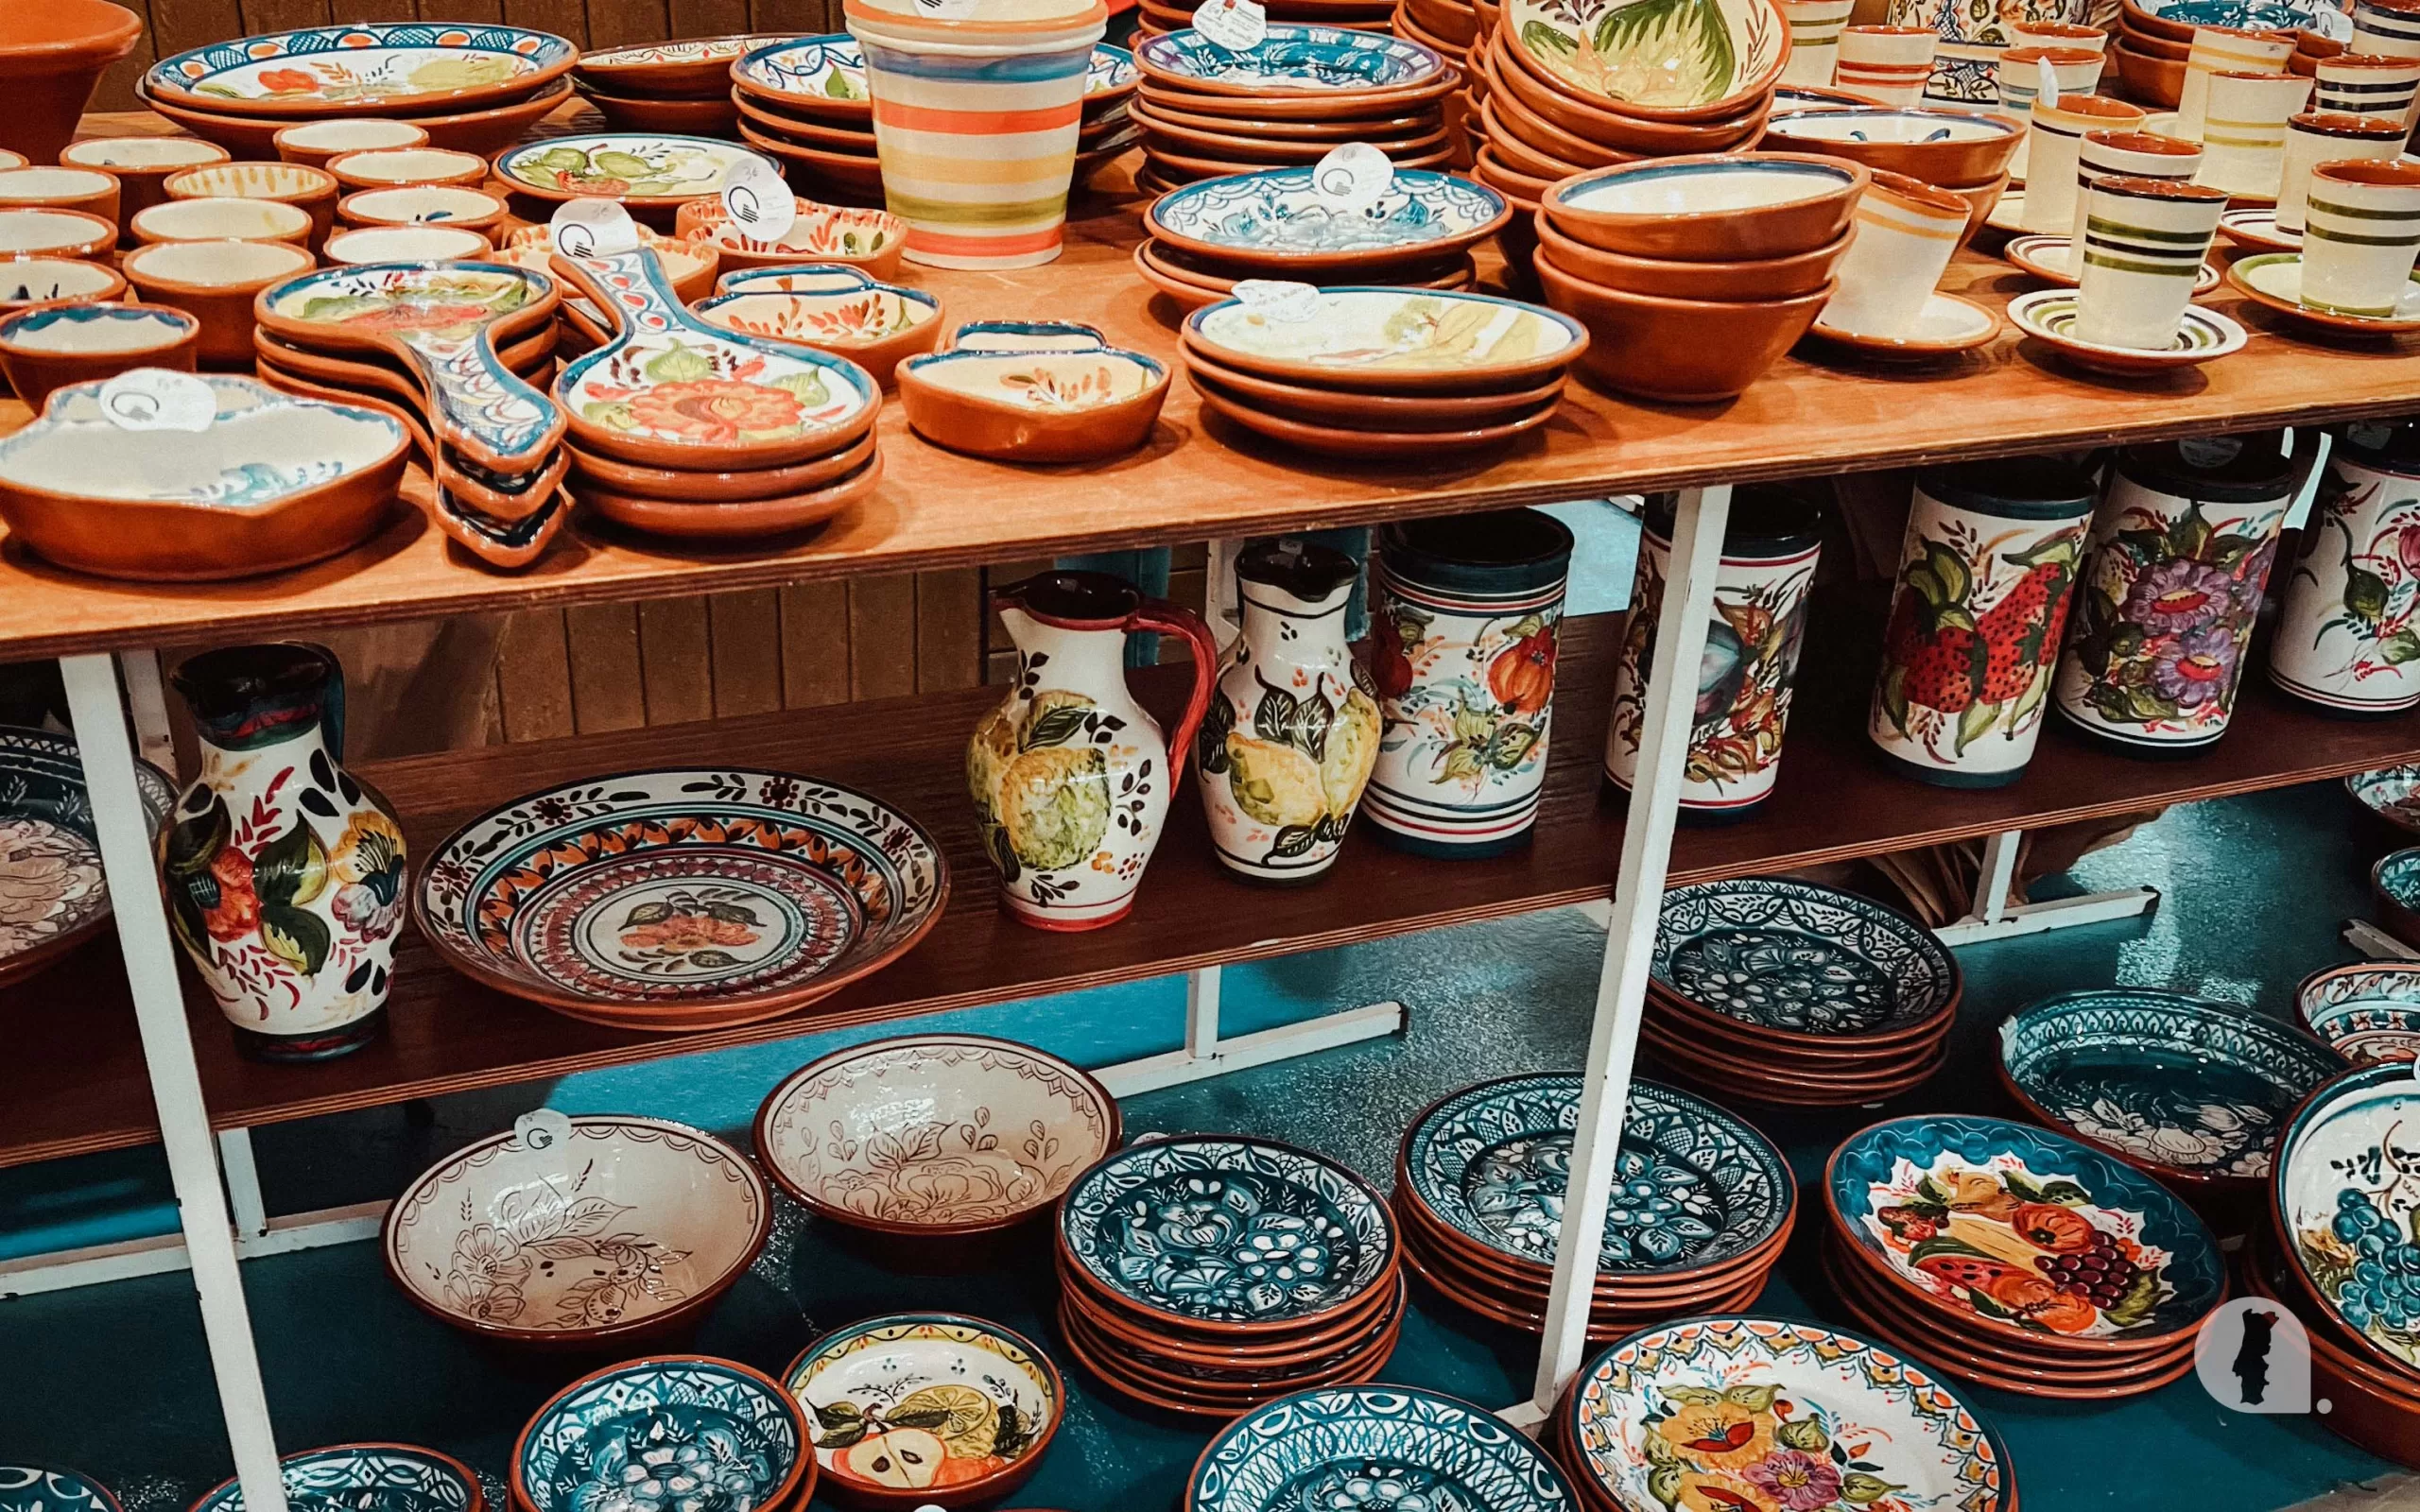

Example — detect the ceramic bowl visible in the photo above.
[323,225,491,265]
[732,35,879,123]
[1136,25,1449,98]
[2113,40,2189,103]
[695,267,942,387]
[0,0,141,168]
[0,167,119,233]
[337,184,510,234]
[122,238,318,367]
[1504,0,1789,120]
[1544,153,1870,260]
[565,428,877,507]
[1762,106,2026,186]
[385,1112,770,1347]
[2272,1060,2420,1383]
[674,198,907,278]
[1185,1387,1574,1512]
[189,1446,483,1512]
[1535,257,1830,402]
[495,133,782,219]
[58,136,230,241]
[1485,27,1772,151]
[325,146,491,192]
[2349,765,2420,833]
[0,1468,121,1512]
[785,1313,1063,1508]
[0,259,126,313]
[0,207,117,262]
[1184,284,1586,393]
[898,322,1169,463]
[1535,213,1851,298]
[0,726,173,990]
[2122,22,2196,56]
[581,87,745,136]
[143,77,578,161]
[144,20,579,119]
[0,302,200,412]
[1177,343,1557,426]
[1650,877,1961,1042]
[130,197,315,247]
[1144,166,1511,273]
[576,33,782,97]
[273,117,429,168]
[162,162,339,248]
[2376,848,2420,947]
[514,1357,810,1512]
[2298,963,2420,1064]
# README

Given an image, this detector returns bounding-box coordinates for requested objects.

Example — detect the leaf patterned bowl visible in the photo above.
[1563,1315,2016,1512]
[189,1445,485,1512]
[754,1034,1119,1238]
[383,1112,770,1348]
[1503,0,1791,122]
[0,727,174,990]
[493,133,783,216]
[514,1357,811,1512]
[897,321,1170,464]
[1651,878,1959,1046]
[0,1467,120,1512]
[1187,1386,1575,1512]
[1145,166,1512,274]
[2270,1060,2420,1387]
[2298,963,2420,1065]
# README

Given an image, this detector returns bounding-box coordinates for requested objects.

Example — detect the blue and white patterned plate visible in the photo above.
[1058,1135,1396,1327]
[1137,26,1446,93]
[0,1469,119,1512]
[2273,1061,2420,1375]
[1651,879,1959,1039]
[1189,1386,1575,1512]
[514,1357,806,1512]
[191,1445,482,1512]
[0,725,177,986]
[2350,765,2420,835]
[2299,964,2420,1065]
[1997,989,2341,1181]
[2138,0,2353,40]
[1147,168,1509,265]
[1402,1074,1792,1277]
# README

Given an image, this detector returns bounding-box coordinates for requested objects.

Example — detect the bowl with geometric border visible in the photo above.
[1135,26,1450,100]
[1650,877,1962,1047]
[0,1468,120,1512]
[2269,1060,2420,1386]
[2298,963,2420,1066]
[514,1356,811,1512]
[188,1446,484,1512]
[1143,166,1512,275]
[0,724,175,990]
[2347,765,2420,834]
[2374,847,2420,949]
[1186,1385,1577,1512]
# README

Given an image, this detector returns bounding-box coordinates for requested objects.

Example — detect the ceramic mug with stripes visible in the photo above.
[1996,45,2110,177]
[2315,51,2420,124]
[1838,26,1938,106]
[1820,168,1970,335]
[2279,111,2410,230]
[2177,25,2298,139]
[2069,128,2201,249]
[2302,158,2420,315]
[2009,19,2107,53]
[2194,69,2314,196]
[2353,0,2420,60]
[2022,92,2146,232]
[2073,174,2227,348]
[1781,0,1858,85]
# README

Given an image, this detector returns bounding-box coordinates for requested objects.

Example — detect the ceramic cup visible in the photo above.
[2279,111,2410,230]
[2010,20,2107,53]
[130,196,315,247]
[272,118,429,169]
[2195,70,2313,196]
[2314,51,2420,120]
[2022,94,2148,233]
[323,146,490,193]
[0,166,120,232]
[120,237,317,367]
[2353,0,2420,60]
[2179,26,2299,139]
[1782,0,1859,84]
[1839,26,1940,106]
[1996,47,2110,178]
[58,135,228,248]
[163,162,340,253]
[2070,129,2203,251]
[2302,159,2420,315]
[1820,168,1970,336]
[2073,175,2227,349]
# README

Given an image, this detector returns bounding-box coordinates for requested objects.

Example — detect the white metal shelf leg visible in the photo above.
[1931,827,2158,946]
[59,653,289,1512]
[116,648,176,773]
[218,1129,269,1241]
[1091,963,1405,1098]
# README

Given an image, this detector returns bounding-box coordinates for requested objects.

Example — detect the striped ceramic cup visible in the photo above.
[1820,168,1969,335]
[2279,111,2409,230]
[2195,69,2313,196]
[2022,92,2146,232]
[1996,46,2110,178]
[2073,174,2227,349]
[2009,19,2107,53]
[1838,26,1938,106]
[2069,128,2201,250]
[2353,0,2420,60]
[2315,51,2420,120]
[1781,0,1858,85]
[2302,158,2420,315]
[2177,25,2298,139]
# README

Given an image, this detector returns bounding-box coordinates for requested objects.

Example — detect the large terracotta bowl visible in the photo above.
[1535,212,1850,298]
[0,0,141,167]
[1536,256,1831,402]
[1759,107,2025,186]
[1544,152,1870,261]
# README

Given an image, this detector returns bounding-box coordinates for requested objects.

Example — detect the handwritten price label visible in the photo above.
[1313,142,1394,211]
[720,158,798,246]
[97,369,215,433]
[1196,0,1269,51]
[1233,278,1322,321]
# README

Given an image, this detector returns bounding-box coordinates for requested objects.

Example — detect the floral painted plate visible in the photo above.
[0,1469,119,1512]
[1146,167,1511,271]
[2350,765,2420,835]
[1189,1386,1575,1512]
[2273,1060,2420,1377]
[2136,0,2352,40]
[1567,1316,2015,1512]
[1401,1074,1793,1277]
[0,727,174,988]
[1058,1135,1397,1329]
[1996,988,2341,1184]
[146,22,578,118]
[1651,878,1960,1040]
[495,134,780,210]
[1138,26,1449,95]
[1504,0,1790,116]
[410,767,945,1025]
[2298,964,2420,1065]
[190,1445,484,1512]
[514,1357,810,1512]
[1184,287,1586,393]
[1827,1114,2227,1347]
[786,1313,1061,1501]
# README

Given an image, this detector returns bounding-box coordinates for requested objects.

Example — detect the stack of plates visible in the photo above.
[1136,165,1509,309]
[1139,0,1401,33]
[134,22,579,159]
[1053,1135,1406,1418]
[571,34,778,137]
[1178,284,1583,458]
[1187,1388,1578,1511]
[1132,26,1462,194]
[1641,878,1961,1106]
[0,727,173,991]
[1392,1074,1795,1340]
[1823,1113,2227,1399]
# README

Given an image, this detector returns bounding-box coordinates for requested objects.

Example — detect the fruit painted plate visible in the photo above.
[191,1446,483,1512]
[1826,1114,2227,1348]
[2273,1060,2420,1377]
[411,767,946,1024]
[2298,964,2420,1065]
[146,22,579,117]
[0,727,174,988]
[2350,765,2420,834]
[1146,167,1511,269]
[515,1358,810,1512]
[1564,1316,2016,1512]
[0,1469,119,1512]
[1400,1073,1793,1277]
[1651,878,1960,1040]
[786,1314,1062,1500]
[495,133,780,210]
[1996,988,2342,1183]
[1187,1386,1576,1512]
[1503,0,1790,115]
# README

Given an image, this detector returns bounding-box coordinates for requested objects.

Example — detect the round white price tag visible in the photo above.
[514,1108,575,1151]
[549,198,641,258]
[1233,278,1322,321]
[720,159,798,246]
[1196,0,1269,51]
[97,368,215,433]
[1313,142,1395,211]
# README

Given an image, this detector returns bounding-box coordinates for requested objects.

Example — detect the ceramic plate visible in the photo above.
[1568,1317,2015,1512]
[496,134,777,204]
[0,727,173,982]
[786,1314,1060,1496]
[2273,1061,2420,1372]
[516,1358,807,1512]
[191,1447,480,1512]
[1139,26,1447,92]
[2229,252,2420,334]
[1988,187,2027,233]
[1402,1073,1792,1275]
[1828,1113,2227,1344]
[0,1470,116,1512]
[2350,765,2420,833]
[1806,291,2000,358]
[1505,0,1789,111]
[1059,1135,1396,1325]
[2220,206,2301,253]
[2299,964,2420,1064]
[2137,0,2352,39]
[737,36,1132,109]
[1147,167,1509,263]
[2003,233,2221,294]
[1091,43,1139,95]
[2006,289,2247,374]
[1997,988,2341,1181]
[147,22,577,112]
[1188,1387,1575,1512]
[1651,878,1958,1038]
[411,767,945,1017]
[1188,287,1583,384]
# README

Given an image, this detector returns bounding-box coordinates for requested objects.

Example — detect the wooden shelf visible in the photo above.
[8,603,2418,1170]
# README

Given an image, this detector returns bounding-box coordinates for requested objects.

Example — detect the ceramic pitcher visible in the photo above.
[1196,540,1380,884]
[2272,422,2420,716]
[162,643,406,1061]
[969,572,1217,930]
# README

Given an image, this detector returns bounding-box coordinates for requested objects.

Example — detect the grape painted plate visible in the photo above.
[2273,1060,2420,1378]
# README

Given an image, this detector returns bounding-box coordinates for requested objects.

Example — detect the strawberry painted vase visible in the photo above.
[2271,421,2420,717]
[161,643,406,1061]
[1869,459,2098,788]
[1605,487,1823,820]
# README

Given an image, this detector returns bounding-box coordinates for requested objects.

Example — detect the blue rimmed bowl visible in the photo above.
[2299,963,2420,1066]
[1137,26,1450,98]
[189,1444,483,1512]
[2271,1060,2420,1384]
[514,1356,809,1512]
[0,1469,119,1512]
[0,725,174,990]
[0,301,199,413]
[2375,848,2420,948]
[1145,167,1511,276]
[1187,1386,1575,1512]
[1825,1113,2227,1350]
[1651,877,1960,1044]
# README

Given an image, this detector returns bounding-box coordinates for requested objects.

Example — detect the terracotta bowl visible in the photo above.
[1481,77,1647,171]
[0,301,199,412]
[576,33,779,98]
[0,206,117,262]
[322,225,492,265]
[1182,344,1564,426]
[1760,106,2026,185]
[1486,29,1771,153]
[496,223,722,306]
[575,450,884,540]
[1545,152,1870,261]
[2113,41,2188,104]
[60,136,231,244]
[0,167,120,237]
[130,196,315,247]
[2119,22,2193,59]
[581,87,745,136]
[0,0,140,167]
[164,161,339,249]
[122,237,317,367]
[567,427,878,506]
[898,329,1170,463]
[273,118,429,169]
[676,198,907,279]
[2120,0,2196,42]
[324,146,491,193]
[337,184,510,234]
[1943,171,2012,247]
[0,257,126,312]
[694,272,942,388]
[1535,213,1851,297]
[1536,255,1830,402]
[513,1357,812,1512]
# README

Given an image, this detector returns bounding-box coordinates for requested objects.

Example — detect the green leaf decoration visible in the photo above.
[770,369,831,408]
[1023,702,1095,750]
[2012,663,2050,726]
[1592,0,1737,107]
[2346,564,2392,627]
[813,1400,864,1431]
[1776,1418,1828,1452]
[2100,1266,2162,1328]
[1649,1465,1685,1511]
[1907,1234,1995,1266]
[887,1408,958,1432]
[2004,1169,2046,1201]
[1722,1383,1781,1412]
[2167,504,2214,560]
[533,146,589,172]
[1196,696,1235,774]
[2037,1178,2089,1205]
[2382,628,2420,665]
[982,821,1021,885]
[252,814,328,909]
[1522,18,1581,57]
[643,340,717,385]
[1642,1432,1683,1467]
[582,399,637,432]
[1841,1473,1907,1504]
[1878,665,1912,738]
[1954,696,1998,756]
[1485,722,1541,770]
[259,901,331,977]
[1660,1385,1726,1407]
[825,68,861,99]
[593,149,657,178]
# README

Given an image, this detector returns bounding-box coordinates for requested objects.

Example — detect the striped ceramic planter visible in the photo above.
[2066,125,2198,250]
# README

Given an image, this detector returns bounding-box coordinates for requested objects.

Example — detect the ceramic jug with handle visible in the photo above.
[968,572,1217,930]
[162,642,407,1061]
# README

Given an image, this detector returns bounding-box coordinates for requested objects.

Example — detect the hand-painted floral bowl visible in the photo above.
[0,258,127,313]
[0,726,173,990]
[384,1112,770,1348]
[1651,878,1959,1043]
[1504,0,1790,121]
[188,1445,484,1512]
[2298,964,2420,1065]
[732,35,876,121]
[676,198,907,279]
[144,21,579,119]
[495,133,782,218]
[0,301,200,413]
[785,1313,1063,1507]
[1826,1113,2227,1350]
[1543,154,1870,261]
[2350,766,2420,835]
[1186,1386,1575,1512]
[1564,1316,2016,1512]
[1144,166,1511,274]
[0,1468,120,1512]
[1996,988,2342,1189]
[2271,1060,2420,1383]
[1761,107,2025,187]
[1184,286,1587,394]
[693,270,941,387]
[1138,26,1452,98]
[2382,850,2420,949]
[898,320,1169,463]
[514,1357,810,1512]
[411,766,945,1030]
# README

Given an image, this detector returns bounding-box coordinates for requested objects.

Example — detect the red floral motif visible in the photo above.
[255,66,321,94]
[625,378,804,443]
[202,846,260,941]
[338,301,502,333]
[1488,626,1558,713]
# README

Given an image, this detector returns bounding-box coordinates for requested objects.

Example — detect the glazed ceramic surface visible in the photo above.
[1885,0,2094,99]
[2273,424,2420,714]
[757,1035,1115,1228]
[0,302,194,357]
[1652,878,1958,1036]
[0,260,123,307]
[1404,1073,1792,1273]
[1140,26,1446,91]
[700,269,935,337]
[2005,288,2248,372]
[516,1359,805,1512]
[0,374,406,507]
[413,768,943,1015]
[903,346,1162,408]
[0,727,172,986]
[1997,988,2340,1180]
[2352,765,2420,833]
[339,184,508,229]
[1187,1387,1573,1512]
[1148,167,1508,263]
[0,1469,117,1512]
[1188,288,1584,381]
[733,35,874,109]
[2138,0,2351,35]
[0,207,116,256]
[2273,1061,2420,1372]
[1505,0,1788,110]
[2300,965,2420,1064]
[1567,1317,2014,1512]
[497,135,777,204]
[146,22,576,112]
[189,1446,478,1512]
[684,203,904,267]
[1060,1135,1394,1324]
[787,1314,1058,1495]
[1830,1114,2226,1342]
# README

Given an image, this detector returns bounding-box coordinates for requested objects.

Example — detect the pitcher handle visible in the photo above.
[1126,598,1219,792]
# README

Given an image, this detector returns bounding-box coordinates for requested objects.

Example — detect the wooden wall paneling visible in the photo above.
[501,0,594,46]
[437,0,510,25]
[91,0,158,114]
[777,583,849,707]
[236,0,335,38]
[748,0,839,36]
[670,0,754,35]
[637,597,714,725]
[709,591,784,718]
[493,609,578,742]
[914,569,982,694]
[584,0,674,49]
[847,575,917,700]
[563,602,647,733]
[145,0,246,80]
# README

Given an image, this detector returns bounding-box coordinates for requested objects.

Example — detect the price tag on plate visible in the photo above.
[1233,278,1322,321]
[549,198,642,259]
[514,1108,575,1151]
[720,158,798,246]
[97,368,215,433]
[1312,142,1395,212]
[1196,0,1269,52]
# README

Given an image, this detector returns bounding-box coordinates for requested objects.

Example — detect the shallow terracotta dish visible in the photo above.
[325,146,490,192]
[0,373,407,580]
[676,198,906,278]
[322,225,492,265]
[694,267,942,387]
[1192,373,1559,457]
[384,1111,770,1348]
[122,237,318,366]
[0,0,142,168]
[2112,40,2188,104]
[1761,106,2025,185]
[1184,284,1588,393]
[494,133,781,221]
[0,258,126,312]
[1536,214,1851,298]
[1183,344,1563,425]
[514,1357,811,1512]
[0,724,174,991]
[130,196,315,247]
[190,1445,487,1512]
[582,87,744,136]
[143,20,578,120]
[567,427,877,505]
[0,207,116,262]
[898,321,1169,463]
[163,161,338,248]
[1537,256,1829,402]
[273,117,429,168]
[141,77,578,161]
[576,448,882,540]
[0,302,199,411]
[337,184,510,234]
[1546,153,1871,261]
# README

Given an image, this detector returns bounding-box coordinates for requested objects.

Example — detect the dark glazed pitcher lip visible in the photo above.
[172,642,336,741]
[993,570,1142,627]
[1237,538,1359,601]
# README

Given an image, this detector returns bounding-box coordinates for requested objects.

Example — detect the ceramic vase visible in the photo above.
[2272,422,2420,715]
[1196,540,1380,884]
[2054,437,2304,753]
[1364,509,1574,858]
[1869,458,2099,788]
[1604,487,1824,821]
[970,571,1216,930]
[162,643,406,1061]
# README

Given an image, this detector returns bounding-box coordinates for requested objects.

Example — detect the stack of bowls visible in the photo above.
[1136,164,1510,307]
[1131,26,1461,194]
[1394,0,1483,95]
[1533,155,1866,402]
[134,21,579,159]
[1053,1135,1407,1418]
[1392,1074,1796,1340]
[1824,1113,2228,1399]
[1178,284,1584,457]
[1639,878,1959,1105]
[2298,961,2420,1065]
[1138,0,1402,34]
[572,34,777,136]
[1761,104,2023,244]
